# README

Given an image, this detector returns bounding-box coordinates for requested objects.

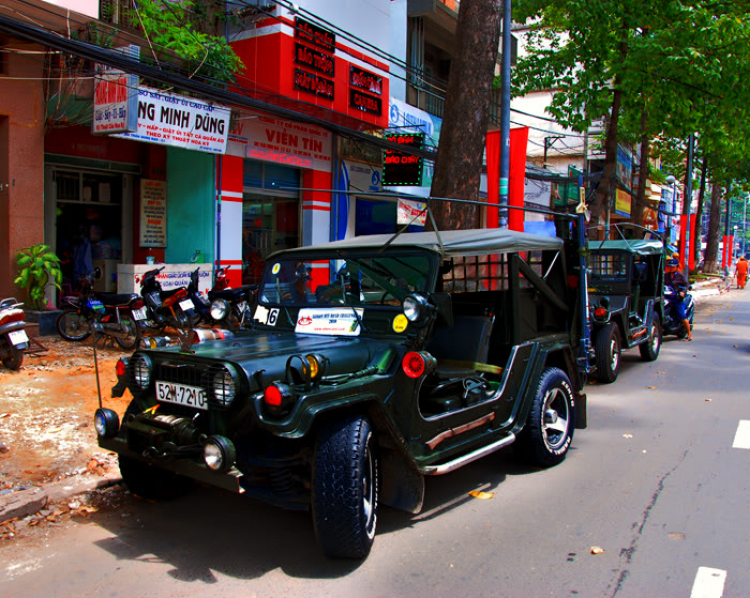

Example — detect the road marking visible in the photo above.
[690,567,727,598]
[732,420,750,449]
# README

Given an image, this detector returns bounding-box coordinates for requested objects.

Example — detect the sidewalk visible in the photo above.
[0,336,130,530]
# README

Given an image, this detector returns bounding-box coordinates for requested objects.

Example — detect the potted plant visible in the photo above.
[14,244,63,335]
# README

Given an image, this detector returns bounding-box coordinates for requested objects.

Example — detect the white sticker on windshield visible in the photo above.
[295,308,364,336]
[254,305,269,324]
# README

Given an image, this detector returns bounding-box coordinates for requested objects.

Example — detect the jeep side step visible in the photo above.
[418,433,516,476]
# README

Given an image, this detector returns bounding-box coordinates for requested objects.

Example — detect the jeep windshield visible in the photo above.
[257,253,433,308]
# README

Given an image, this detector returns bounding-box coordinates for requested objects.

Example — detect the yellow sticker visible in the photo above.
[392,314,408,333]
[271,263,281,275]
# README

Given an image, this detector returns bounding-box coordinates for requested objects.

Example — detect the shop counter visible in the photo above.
[118,263,214,295]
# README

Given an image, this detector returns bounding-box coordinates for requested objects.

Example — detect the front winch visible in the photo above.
[125,412,207,460]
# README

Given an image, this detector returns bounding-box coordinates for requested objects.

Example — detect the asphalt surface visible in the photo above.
[0,275,744,598]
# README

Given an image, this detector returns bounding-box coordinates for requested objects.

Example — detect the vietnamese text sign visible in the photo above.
[383,133,423,186]
[397,198,427,226]
[243,115,332,172]
[116,87,230,154]
[92,45,139,134]
[615,188,632,217]
[140,180,167,247]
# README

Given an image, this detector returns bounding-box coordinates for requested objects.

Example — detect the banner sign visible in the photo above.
[615,188,632,217]
[295,17,335,52]
[295,42,335,76]
[242,114,332,172]
[92,45,139,134]
[397,197,427,226]
[116,87,230,154]
[383,133,423,186]
[139,179,167,247]
[295,308,364,336]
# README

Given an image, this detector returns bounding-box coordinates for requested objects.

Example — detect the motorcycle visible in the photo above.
[205,266,256,331]
[139,266,196,333]
[663,285,695,338]
[57,270,146,349]
[0,298,29,370]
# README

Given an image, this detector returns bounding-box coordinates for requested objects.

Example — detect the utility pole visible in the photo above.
[682,134,694,276]
[498,0,511,227]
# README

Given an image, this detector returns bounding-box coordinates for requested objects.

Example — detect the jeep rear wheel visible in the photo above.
[639,313,662,362]
[518,367,575,467]
[595,322,621,383]
[312,415,378,559]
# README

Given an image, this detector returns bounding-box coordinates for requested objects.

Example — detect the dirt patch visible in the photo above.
[0,336,132,492]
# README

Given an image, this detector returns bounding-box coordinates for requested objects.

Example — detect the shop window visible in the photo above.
[242,193,300,285]
[242,161,300,191]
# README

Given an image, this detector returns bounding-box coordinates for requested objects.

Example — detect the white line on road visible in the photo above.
[732,420,750,449]
[690,567,727,598]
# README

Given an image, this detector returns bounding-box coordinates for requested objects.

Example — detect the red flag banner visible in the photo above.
[485,130,500,229]
[509,127,529,232]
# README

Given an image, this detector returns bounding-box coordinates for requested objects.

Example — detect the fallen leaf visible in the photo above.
[648,386,658,389]
[705,398,712,402]
[0,413,10,418]
[623,433,633,439]
[657,371,665,375]
[469,491,495,500]
[590,546,605,555]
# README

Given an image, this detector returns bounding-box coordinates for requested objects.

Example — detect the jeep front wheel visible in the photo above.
[595,322,621,383]
[639,313,662,362]
[312,415,379,559]
[518,367,575,467]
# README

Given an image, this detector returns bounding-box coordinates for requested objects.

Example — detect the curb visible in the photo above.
[0,471,122,522]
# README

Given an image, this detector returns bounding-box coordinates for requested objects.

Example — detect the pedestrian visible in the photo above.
[734,255,749,289]
[665,257,693,341]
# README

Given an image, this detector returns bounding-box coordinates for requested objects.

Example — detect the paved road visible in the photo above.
[1,290,748,598]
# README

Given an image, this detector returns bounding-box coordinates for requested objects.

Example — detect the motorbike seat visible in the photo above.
[209,286,254,301]
[97,293,140,307]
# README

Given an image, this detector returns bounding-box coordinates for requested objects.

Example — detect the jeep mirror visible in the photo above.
[431,292,453,328]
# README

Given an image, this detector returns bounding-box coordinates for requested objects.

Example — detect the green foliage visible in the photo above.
[131,0,244,84]
[13,244,62,311]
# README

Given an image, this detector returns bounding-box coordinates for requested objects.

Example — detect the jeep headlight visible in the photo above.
[207,365,237,407]
[130,354,152,390]
[210,298,228,320]
[403,294,433,326]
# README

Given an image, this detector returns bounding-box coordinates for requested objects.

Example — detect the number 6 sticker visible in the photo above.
[267,308,279,326]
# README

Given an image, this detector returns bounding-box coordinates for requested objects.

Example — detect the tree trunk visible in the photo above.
[703,181,722,273]
[588,39,627,240]
[633,106,649,227]
[429,0,502,230]
[692,158,707,270]
[588,86,622,239]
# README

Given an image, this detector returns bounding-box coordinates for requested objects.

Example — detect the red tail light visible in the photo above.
[264,384,283,406]
[132,298,145,309]
[403,351,426,378]
[116,358,127,377]
[594,307,608,319]
[0,310,24,326]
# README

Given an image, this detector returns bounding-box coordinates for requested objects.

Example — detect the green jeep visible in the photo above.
[587,238,665,383]
[95,227,589,559]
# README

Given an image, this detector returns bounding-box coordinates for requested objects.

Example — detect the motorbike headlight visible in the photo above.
[130,354,152,391]
[207,365,237,407]
[210,299,228,320]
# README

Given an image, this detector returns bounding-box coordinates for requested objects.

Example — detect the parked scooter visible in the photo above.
[206,267,256,331]
[57,270,146,349]
[0,298,29,370]
[139,266,196,332]
[663,285,695,338]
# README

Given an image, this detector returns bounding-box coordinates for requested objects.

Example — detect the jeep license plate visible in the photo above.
[156,381,207,410]
[8,330,29,346]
